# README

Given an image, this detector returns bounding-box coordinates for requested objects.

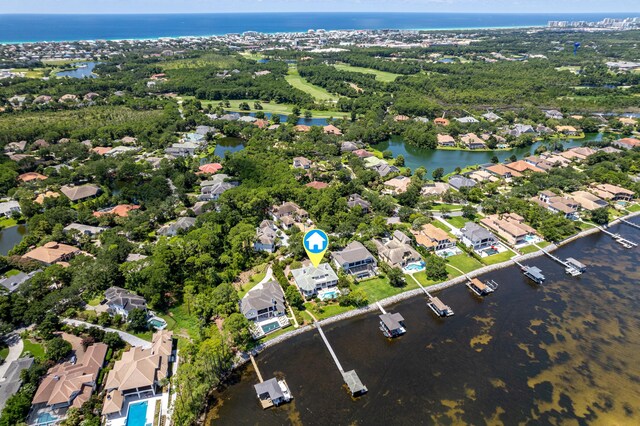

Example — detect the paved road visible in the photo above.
[63,319,152,349]
[0,332,24,381]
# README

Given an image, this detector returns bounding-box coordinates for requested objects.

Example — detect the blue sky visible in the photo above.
[2,0,639,14]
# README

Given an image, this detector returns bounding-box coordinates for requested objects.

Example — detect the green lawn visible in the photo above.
[21,339,45,360]
[0,217,17,229]
[626,203,640,213]
[445,265,464,278]
[258,324,294,343]
[411,272,439,287]
[159,304,201,339]
[333,64,402,82]
[519,245,540,255]
[238,266,268,298]
[0,346,9,361]
[447,254,484,273]
[239,51,265,61]
[446,216,471,228]
[430,220,454,233]
[431,203,463,212]
[482,250,516,265]
[3,269,21,277]
[355,275,420,301]
[9,68,45,78]
[303,302,354,321]
[285,67,339,102]
[193,97,341,119]
[86,295,103,306]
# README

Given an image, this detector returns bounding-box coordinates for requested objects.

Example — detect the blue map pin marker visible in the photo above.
[303,229,329,267]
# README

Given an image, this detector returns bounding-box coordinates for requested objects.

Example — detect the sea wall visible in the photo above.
[246,211,640,358]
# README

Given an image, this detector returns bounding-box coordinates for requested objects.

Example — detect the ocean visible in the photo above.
[0,13,637,44]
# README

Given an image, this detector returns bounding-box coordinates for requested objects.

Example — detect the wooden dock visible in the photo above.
[540,248,582,276]
[316,324,367,396]
[620,218,640,231]
[250,354,264,383]
[414,278,454,316]
[598,226,637,248]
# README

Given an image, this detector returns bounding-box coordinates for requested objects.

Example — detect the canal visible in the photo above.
[373,133,605,174]
[0,224,27,256]
[207,220,640,425]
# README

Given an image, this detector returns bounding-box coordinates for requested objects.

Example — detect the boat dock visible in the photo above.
[250,354,264,383]
[466,277,498,297]
[376,302,406,338]
[540,248,583,276]
[514,260,546,284]
[620,218,640,231]
[414,277,454,317]
[251,355,293,409]
[598,226,637,248]
[316,324,367,396]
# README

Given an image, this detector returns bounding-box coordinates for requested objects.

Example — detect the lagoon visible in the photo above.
[0,225,27,256]
[56,62,98,79]
[207,220,640,425]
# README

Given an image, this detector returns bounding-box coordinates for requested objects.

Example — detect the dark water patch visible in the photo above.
[0,224,27,255]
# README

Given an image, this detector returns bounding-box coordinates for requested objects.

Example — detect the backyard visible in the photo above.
[447,254,484,273]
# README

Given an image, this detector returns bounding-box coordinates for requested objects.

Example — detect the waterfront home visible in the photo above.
[508,124,536,138]
[460,133,486,149]
[238,116,257,123]
[421,182,450,196]
[240,280,288,325]
[254,220,279,252]
[60,184,101,202]
[570,191,608,211]
[456,116,479,124]
[165,142,199,157]
[536,195,579,220]
[480,213,537,246]
[591,183,634,201]
[294,125,311,132]
[505,160,545,174]
[412,223,457,251]
[448,175,476,190]
[293,156,312,169]
[556,125,579,136]
[618,117,638,126]
[0,357,34,413]
[544,109,564,120]
[323,124,343,135]
[102,331,175,420]
[482,112,502,122]
[0,270,41,293]
[383,176,412,194]
[104,286,147,319]
[437,134,456,147]
[561,147,597,161]
[93,204,140,218]
[332,241,377,279]
[374,230,421,269]
[600,146,622,154]
[371,162,400,177]
[468,170,499,183]
[30,343,107,423]
[612,137,640,150]
[347,194,371,213]
[486,163,522,179]
[18,172,48,183]
[352,149,374,158]
[460,222,497,251]
[157,217,196,237]
[63,223,106,238]
[0,200,20,217]
[291,263,339,299]
[23,242,80,265]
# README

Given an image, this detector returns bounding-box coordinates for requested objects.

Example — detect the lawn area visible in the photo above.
[430,220,454,233]
[21,339,45,360]
[446,216,471,228]
[238,265,268,298]
[303,302,354,321]
[3,269,21,277]
[0,346,9,362]
[626,203,640,213]
[578,221,597,230]
[285,67,339,102]
[520,245,541,255]
[9,68,45,78]
[431,203,463,212]
[159,304,201,339]
[411,272,439,287]
[258,324,294,344]
[239,51,266,61]
[0,217,17,229]
[193,97,340,119]
[482,250,516,265]
[86,295,103,306]
[356,275,419,301]
[333,64,402,82]
[159,53,241,70]
[447,254,484,273]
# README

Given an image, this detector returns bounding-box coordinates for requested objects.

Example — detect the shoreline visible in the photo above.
[239,210,640,364]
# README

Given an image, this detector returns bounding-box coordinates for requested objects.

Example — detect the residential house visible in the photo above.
[294,125,311,132]
[460,222,498,251]
[468,169,499,183]
[93,204,140,218]
[570,191,608,211]
[60,184,101,202]
[92,146,112,156]
[591,183,634,201]
[271,202,308,224]
[505,160,545,174]
[22,242,80,265]
[612,138,640,150]
[383,176,412,194]
[374,230,421,269]
[0,270,41,293]
[434,117,450,126]
[448,175,477,190]
[347,194,371,213]
[4,140,27,153]
[352,149,374,158]
[0,357,34,413]
[0,200,20,217]
[460,133,486,149]
[486,164,522,179]
[291,263,339,299]
[411,223,457,251]
[341,141,359,152]
[482,112,502,122]
[480,213,537,246]
[560,146,597,161]
[437,134,456,147]
[371,162,400,177]
[31,343,107,415]
[199,174,238,201]
[59,94,78,103]
[164,142,199,157]
[104,286,147,318]
[509,124,536,138]
[34,191,60,205]
[18,172,47,183]
[293,156,312,169]
[306,181,329,190]
[198,163,223,174]
[544,109,564,120]
[102,331,175,419]
[556,125,579,136]
[456,116,479,124]
[63,223,106,238]
[157,217,196,237]
[240,280,288,325]
[33,95,52,104]
[332,241,377,279]
[254,220,279,252]
[323,124,342,135]
[421,182,450,197]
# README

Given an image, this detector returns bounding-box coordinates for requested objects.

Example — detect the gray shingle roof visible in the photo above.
[291,263,338,293]
[240,280,286,317]
[331,241,375,265]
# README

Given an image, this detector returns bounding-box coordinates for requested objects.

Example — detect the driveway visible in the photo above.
[0,332,24,381]
[63,319,152,349]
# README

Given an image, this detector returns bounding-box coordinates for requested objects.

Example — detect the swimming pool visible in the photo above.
[148,317,167,329]
[36,412,58,425]
[484,248,499,256]
[524,235,536,242]
[404,262,426,271]
[126,401,149,426]
[318,289,340,300]
[261,321,280,334]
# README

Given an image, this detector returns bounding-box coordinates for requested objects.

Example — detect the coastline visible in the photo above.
[239,209,640,365]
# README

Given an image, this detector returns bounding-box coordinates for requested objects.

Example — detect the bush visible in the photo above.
[45,337,72,362]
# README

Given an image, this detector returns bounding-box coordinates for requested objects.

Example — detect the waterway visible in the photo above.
[206,220,640,425]
[213,137,246,158]
[0,225,27,255]
[240,112,329,127]
[56,62,98,79]
[373,133,605,174]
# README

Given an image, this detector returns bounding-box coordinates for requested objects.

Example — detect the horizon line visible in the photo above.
[2,11,640,16]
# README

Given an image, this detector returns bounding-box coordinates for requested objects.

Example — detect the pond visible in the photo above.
[373,133,605,174]
[240,112,329,126]
[0,224,27,256]
[213,137,246,158]
[56,61,99,79]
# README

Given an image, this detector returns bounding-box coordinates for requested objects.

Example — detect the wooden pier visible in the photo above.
[598,226,637,248]
[250,354,264,383]
[540,248,583,276]
[620,218,640,231]
[316,324,367,396]
[466,277,498,296]
[414,277,454,316]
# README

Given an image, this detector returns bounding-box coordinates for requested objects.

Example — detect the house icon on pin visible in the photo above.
[305,231,326,252]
